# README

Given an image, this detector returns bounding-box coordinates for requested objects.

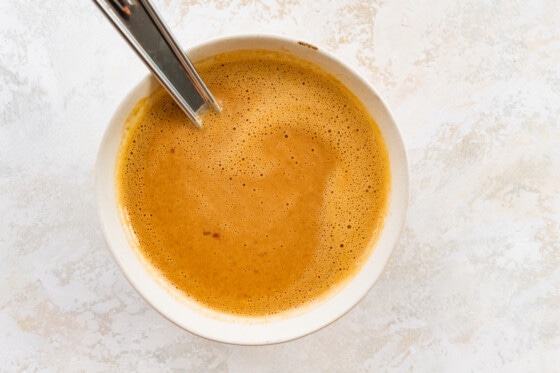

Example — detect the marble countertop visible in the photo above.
[1,0,559,371]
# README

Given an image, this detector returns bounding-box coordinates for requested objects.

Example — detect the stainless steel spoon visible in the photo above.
[93,0,221,128]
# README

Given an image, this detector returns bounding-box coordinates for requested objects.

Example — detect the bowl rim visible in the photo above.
[95,33,409,345]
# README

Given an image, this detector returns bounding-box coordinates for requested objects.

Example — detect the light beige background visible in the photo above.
[1,0,559,371]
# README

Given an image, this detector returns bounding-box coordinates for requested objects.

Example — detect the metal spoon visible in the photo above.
[93,0,221,128]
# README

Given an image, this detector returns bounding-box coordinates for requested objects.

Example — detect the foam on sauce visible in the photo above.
[116,50,390,317]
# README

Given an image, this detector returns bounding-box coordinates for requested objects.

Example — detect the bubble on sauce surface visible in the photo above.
[116,50,390,316]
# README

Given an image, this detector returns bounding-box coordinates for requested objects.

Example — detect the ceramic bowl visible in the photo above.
[95,34,409,345]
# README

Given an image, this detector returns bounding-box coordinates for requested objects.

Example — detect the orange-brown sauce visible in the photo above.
[116,50,390,316]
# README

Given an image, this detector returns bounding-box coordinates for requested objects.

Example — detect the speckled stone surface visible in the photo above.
[1,0,559,371]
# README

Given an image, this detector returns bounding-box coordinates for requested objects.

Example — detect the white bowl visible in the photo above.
[95,34,409,345]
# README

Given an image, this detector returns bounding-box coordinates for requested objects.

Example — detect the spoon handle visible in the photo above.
[93,0,221,128]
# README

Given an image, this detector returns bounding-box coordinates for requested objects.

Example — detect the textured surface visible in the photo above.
[1,0,559,371]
